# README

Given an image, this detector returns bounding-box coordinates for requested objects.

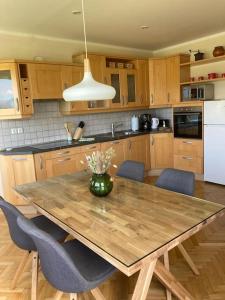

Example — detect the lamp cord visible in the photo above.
[81,0,88,59]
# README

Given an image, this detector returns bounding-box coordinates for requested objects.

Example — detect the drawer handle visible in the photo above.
[57,158,71,162]
[182,141,193,144]
[39,155,44,170]
[182,156,193,160]
[12,157,27,161]
[112,141,120,144]
[86,145,97,149]
[57,151,70,155]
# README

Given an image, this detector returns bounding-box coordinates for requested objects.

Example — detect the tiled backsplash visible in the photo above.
[0,101,172,149]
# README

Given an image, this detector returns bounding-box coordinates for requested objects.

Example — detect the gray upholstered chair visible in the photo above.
[155,168,195,196]
[0,197,68,299]
[17,214,116,300]
[155,169,198,300]
[116,160,145,182]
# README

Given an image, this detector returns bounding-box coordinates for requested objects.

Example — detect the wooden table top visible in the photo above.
[15,172,225,275]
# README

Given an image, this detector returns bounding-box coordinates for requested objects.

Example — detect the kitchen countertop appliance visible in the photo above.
[131,114,139,131]
[204,100,225,185]
[151,118,159,130]
[174,106,202,139]
[159,119,170,129]
[139,114,151,131]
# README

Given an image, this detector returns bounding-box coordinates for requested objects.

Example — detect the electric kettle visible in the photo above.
[151,118,159,129]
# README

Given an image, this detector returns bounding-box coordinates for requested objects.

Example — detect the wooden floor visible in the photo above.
[1,179,225,299]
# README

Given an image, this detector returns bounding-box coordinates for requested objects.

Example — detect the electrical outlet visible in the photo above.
[17,128,24,134]
[11,128,17,134]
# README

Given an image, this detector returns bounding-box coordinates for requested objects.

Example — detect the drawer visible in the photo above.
[174,154,203,174]
[42,147,81,159]
[174,139,203,157]
[79,144,100,153]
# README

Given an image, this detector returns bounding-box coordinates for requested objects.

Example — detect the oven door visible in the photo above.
[174,112,202,139]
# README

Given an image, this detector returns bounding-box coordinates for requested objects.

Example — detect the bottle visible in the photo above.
[73,121,85,140]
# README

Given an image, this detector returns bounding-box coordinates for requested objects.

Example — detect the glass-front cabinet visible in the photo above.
[106,68,138,108]
[0,63,21,117]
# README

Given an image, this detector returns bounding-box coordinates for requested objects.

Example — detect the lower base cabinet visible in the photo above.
[150,133,173,169]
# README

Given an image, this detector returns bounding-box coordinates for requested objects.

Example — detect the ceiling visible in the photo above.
[1,0,225,50]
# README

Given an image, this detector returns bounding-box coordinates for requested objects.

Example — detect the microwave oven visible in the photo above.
[182,84,214,101]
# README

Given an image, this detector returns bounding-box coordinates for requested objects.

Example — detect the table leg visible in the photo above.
[163,252,172,300]
[131,259,157,300]
[154,260,194,300]
[177,244,199,275]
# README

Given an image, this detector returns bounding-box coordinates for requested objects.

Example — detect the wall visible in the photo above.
[0,30,152,62]
[0,101,172,149]
[154,31,225,100]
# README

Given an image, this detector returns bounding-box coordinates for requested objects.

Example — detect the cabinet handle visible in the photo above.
[122,95,125,106]
[140,95,143,104]
[112,141,120,144]
[64,83,68,90]
[182,141,193,144]
[39,155,44,170]
[182,156,193,160]
[57,151,70,155]
[129,140,132,150]
[104,77,107,84]
[86,145,97,150]
[151,94,154,104]
[167,93,170,103]
[57,157,71,162]
[12,157,27,161]
[15,97,19,112]
[151,136,154,146]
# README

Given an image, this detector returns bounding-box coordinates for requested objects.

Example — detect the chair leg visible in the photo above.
[91,287,106,300]
[31,252,39,300]
[70,294,78,300]
[11,251,30,289]
[53,291,64,300]
[163,252,172,300]
[177,243,200,275]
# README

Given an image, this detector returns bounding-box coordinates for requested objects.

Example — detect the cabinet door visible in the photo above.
[28,63,62,99]
[0,155,36,205]
[149,59,167,106]
[101,140,127,175]
[45,155,78,178]
[126,135,150,170]
[106,69,123,108]
[166,56,180,104]
[74,144,101,172]
[123,70,138,107]
[0,63,22,116]
[150,133,173,169]
[136,60,149,107]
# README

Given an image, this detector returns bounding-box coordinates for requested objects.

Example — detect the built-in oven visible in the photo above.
[173,106,202,139]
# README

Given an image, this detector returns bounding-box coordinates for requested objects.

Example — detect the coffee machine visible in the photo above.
[139,114,151,131]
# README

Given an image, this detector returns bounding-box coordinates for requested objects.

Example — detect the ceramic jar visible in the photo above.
[213,46,225,57]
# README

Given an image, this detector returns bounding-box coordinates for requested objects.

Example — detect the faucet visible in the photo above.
[111,122,123,137]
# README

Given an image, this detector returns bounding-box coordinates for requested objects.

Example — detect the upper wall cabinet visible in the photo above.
[0,62,33,119]
[149,55,187,107]
[28,63,63,100]
[136,60,149,106]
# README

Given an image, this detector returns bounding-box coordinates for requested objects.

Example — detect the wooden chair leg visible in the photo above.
[11,251,30,289]
[54,291,64,300]
[163,252,172,300]
[70,294,78,300]
[91,287,106,300]
[31,252,39,300]
[177,243,200,275]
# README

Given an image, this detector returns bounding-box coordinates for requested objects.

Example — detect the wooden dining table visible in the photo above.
[15,172,225,300]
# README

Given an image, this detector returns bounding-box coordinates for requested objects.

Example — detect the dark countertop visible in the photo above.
[0,128,173,156]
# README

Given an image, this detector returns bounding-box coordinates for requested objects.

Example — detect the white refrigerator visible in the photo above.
[204,100,225,185]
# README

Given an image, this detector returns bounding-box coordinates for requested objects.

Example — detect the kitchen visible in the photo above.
[1,0,225,299]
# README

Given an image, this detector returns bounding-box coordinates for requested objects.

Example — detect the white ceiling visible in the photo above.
[1,0,225,50]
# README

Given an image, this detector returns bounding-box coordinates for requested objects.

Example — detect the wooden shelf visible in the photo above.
[180,77,225,85]
[180,55,225,67]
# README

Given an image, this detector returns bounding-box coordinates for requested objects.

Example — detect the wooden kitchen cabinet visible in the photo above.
[166,56,180,104]
[126,135,150,170]
[0,62,33,119]
[150,133,173,169]
[28,63,62,99]
[0,154,36,204]
[100,140,127,175]
[174,138,203,174]
[136,59,149,106]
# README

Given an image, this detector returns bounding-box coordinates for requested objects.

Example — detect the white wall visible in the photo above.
[0,30,152,62]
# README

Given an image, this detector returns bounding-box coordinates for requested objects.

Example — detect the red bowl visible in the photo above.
[208,73,218,79]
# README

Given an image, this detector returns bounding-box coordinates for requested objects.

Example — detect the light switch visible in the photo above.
[11,128,17,134]
[17,128,24,134]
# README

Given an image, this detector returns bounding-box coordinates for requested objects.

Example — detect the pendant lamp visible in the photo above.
[63,0,116,101]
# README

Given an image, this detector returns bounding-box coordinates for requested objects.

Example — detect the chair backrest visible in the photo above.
[0,196,36,250]
[116,160,145,182]
[155,168,195,196]
[17,215,90,293]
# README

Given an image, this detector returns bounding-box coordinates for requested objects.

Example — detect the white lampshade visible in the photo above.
[63,58,116,101]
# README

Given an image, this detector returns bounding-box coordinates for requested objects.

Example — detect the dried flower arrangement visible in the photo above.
[81,147,116,174]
